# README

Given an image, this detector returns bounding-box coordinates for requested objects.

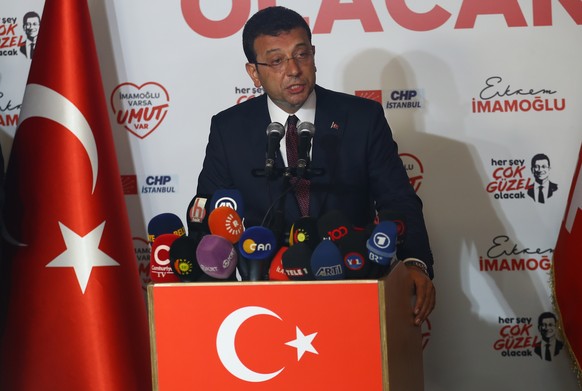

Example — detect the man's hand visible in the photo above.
[405,266,436,326]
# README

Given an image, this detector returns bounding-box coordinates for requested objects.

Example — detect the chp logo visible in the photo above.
[355,90,382,104]
[385,89,424,109]
[141,175,178,194]
[472,76,565,113]
[110,82,170,139]
[400,153,424,192]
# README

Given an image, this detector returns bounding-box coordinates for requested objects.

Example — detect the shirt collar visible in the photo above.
[267,89,316,126]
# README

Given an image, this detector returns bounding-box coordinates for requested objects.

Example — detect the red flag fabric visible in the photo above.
[0,0,152,390]
[553,143,582,379]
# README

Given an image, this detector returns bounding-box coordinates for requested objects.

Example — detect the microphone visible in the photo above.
[337,229,374,279]
[147,213,186,244]
[186,194,211,239]
[317,209,351,245]
[196,234,238,279]
[209,189,245,218]
[208,206,244,244]
[268,246,290,281]
[281,242,313,280]
[169,235,203,282]
[289,216,319,249]
[376,210,406,246]
[311,240,345,280]
[265,122,285,177]
[238,226,278,281]
[150,233,182,283]
[296,121,315,178]
[366,221,398,267]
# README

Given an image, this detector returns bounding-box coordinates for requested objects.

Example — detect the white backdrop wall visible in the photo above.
[1,1,581,390]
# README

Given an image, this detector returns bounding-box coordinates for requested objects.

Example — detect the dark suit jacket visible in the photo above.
[527,181,558,201]
[197,85,434,276]
[534,339,564,359]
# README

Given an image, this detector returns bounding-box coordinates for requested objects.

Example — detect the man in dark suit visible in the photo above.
[19,12,40,60]
[197,6,435,325]
[534,312,564,361]
[527,153,558,203]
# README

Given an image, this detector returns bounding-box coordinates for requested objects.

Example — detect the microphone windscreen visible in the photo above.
[147,213,186,244]
[238,226,277,260]
[337,230,373,279]
[281,242,313,281]
[169,235,203,282]
[196,234,238,279]
[289,216,319,249]
[208,206,244,243]
[297,121,316,136]
[268,246,289,281]
[150,233,182,283]
[311,240,345,280]
[317,209,351,244]
[376,210,406,244]
[210,189,245,218]
[186,194,211,237]
[366,221,397,265]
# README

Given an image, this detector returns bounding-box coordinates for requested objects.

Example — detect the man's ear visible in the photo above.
[245,63,262,88]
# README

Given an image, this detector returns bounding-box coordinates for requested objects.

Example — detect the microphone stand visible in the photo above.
[251,166,324,247]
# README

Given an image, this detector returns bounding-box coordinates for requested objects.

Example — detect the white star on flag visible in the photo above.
[285,326,318,361]
[46,221,120,294]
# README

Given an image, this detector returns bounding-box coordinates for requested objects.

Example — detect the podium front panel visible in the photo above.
[148,262,423,391]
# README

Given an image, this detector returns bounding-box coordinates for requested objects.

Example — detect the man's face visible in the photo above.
[24,16,40,41]
[245,27,316,114]
[539,317,556,341]
[532,158,550,183]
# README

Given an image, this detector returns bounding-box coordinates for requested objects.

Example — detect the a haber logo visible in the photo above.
[110,82,170,139]
[400,153,424,192]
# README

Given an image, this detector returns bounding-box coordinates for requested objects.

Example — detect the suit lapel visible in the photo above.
[309,86,346,218]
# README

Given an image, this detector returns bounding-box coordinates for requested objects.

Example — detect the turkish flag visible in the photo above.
[0,0,151,390]
[553,144,582,373]
[151,282,385,390]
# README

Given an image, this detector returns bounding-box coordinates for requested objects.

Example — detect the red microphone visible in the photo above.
[268,246,290,281]
[208,206,244,243]
[150,233,182,283]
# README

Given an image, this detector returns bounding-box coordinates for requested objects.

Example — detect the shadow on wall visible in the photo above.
[341,49,545,390]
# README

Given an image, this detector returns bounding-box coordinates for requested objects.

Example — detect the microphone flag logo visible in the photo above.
[0,0,151,389]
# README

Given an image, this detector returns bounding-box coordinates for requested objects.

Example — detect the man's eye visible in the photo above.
[269,58,283,66]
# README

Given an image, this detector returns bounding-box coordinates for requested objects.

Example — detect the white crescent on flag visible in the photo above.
[216,306,285,383]
[18,83,99,193]
[216,305,318,383]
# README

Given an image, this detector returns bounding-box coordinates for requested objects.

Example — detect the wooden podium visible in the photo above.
[148,261,424,390]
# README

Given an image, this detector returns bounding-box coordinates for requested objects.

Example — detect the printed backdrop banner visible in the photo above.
[1,1,581,390]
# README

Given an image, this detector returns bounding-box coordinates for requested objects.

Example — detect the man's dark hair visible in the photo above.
[23,11,40,25]
[242,6,311,63]
[538,312,557,326]
[531,153,550,167]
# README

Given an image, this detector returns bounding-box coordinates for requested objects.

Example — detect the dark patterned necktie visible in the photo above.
[538,185,545,204]
[286,115,310,216]
[545,343,551,361]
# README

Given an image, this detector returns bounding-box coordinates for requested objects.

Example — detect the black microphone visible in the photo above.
[296,121,315,178]
[265,122,285,177]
